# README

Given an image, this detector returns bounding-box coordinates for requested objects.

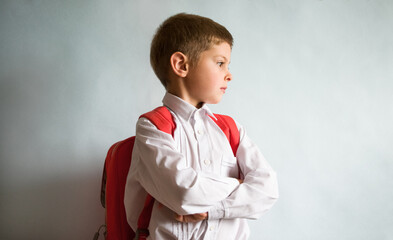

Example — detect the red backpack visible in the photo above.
[94,106,240,240]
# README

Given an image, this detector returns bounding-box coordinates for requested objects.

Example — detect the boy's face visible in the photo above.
[183,42,232,107]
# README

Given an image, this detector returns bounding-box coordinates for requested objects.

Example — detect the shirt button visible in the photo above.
[197,129,203,135]
[209,226,215,231]
[204,159,211,166]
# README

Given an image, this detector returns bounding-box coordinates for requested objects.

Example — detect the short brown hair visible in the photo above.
[150,13,233,88]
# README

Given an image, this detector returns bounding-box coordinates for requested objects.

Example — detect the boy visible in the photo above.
[124,13,279,239]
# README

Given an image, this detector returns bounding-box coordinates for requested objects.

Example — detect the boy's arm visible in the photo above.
[208,123,279,220]
[131,117,240,216]
[174,178,244,223]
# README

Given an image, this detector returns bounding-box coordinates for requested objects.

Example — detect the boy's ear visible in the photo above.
[170,52,189,77]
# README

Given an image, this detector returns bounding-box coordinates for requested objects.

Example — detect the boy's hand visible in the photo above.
[175,212,208,223]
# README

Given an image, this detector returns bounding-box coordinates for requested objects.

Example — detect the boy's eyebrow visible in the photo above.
[214,55,231,63]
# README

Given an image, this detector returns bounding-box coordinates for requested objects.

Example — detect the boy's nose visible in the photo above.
[225,72,232,81]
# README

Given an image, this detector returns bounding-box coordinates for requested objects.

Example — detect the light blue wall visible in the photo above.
[1,0,392,239]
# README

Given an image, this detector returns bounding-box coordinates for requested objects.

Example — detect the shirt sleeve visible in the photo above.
[131,117,240,216]
[208,122,279,220]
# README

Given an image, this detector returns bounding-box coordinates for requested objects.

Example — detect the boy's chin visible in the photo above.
[206,98,223,105]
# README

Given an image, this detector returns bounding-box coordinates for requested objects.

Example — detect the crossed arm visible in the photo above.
[134,118,278,222]
[175,178,244,223]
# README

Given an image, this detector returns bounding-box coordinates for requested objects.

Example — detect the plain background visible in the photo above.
[1,0,392,239]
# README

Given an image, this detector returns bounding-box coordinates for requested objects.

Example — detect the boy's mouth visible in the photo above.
[221,87,227,93]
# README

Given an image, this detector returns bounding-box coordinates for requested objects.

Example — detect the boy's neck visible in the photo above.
[166,89,203,109]
[166,76,203,108]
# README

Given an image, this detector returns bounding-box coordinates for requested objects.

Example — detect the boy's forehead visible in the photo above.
[204,42,231,59]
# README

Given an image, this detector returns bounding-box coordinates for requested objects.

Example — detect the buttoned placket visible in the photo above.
[191,110,220,240]
[192,110,213,173]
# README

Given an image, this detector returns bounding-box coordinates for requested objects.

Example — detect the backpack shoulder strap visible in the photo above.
[210,114,240,157]
[211,114,242,179]
[135,106,176,239]
[140,106,176,136]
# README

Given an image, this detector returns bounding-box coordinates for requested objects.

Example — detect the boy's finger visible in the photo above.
[175,214,183,222]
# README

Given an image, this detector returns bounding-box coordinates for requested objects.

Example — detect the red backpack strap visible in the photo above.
[135,106,175,239]
[210,114,240,157]
[141,106,176,137]
[210,114,242,179]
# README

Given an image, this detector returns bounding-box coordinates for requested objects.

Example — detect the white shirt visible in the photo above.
[124,93,279,240]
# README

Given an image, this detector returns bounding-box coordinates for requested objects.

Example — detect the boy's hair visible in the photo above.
[150,13,233,88]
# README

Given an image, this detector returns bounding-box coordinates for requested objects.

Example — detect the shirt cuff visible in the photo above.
[208,201,226,220]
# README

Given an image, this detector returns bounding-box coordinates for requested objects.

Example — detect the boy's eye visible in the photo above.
[217,62,224,67]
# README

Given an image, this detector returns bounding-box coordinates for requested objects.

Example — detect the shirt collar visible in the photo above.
[162,92,216,121]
